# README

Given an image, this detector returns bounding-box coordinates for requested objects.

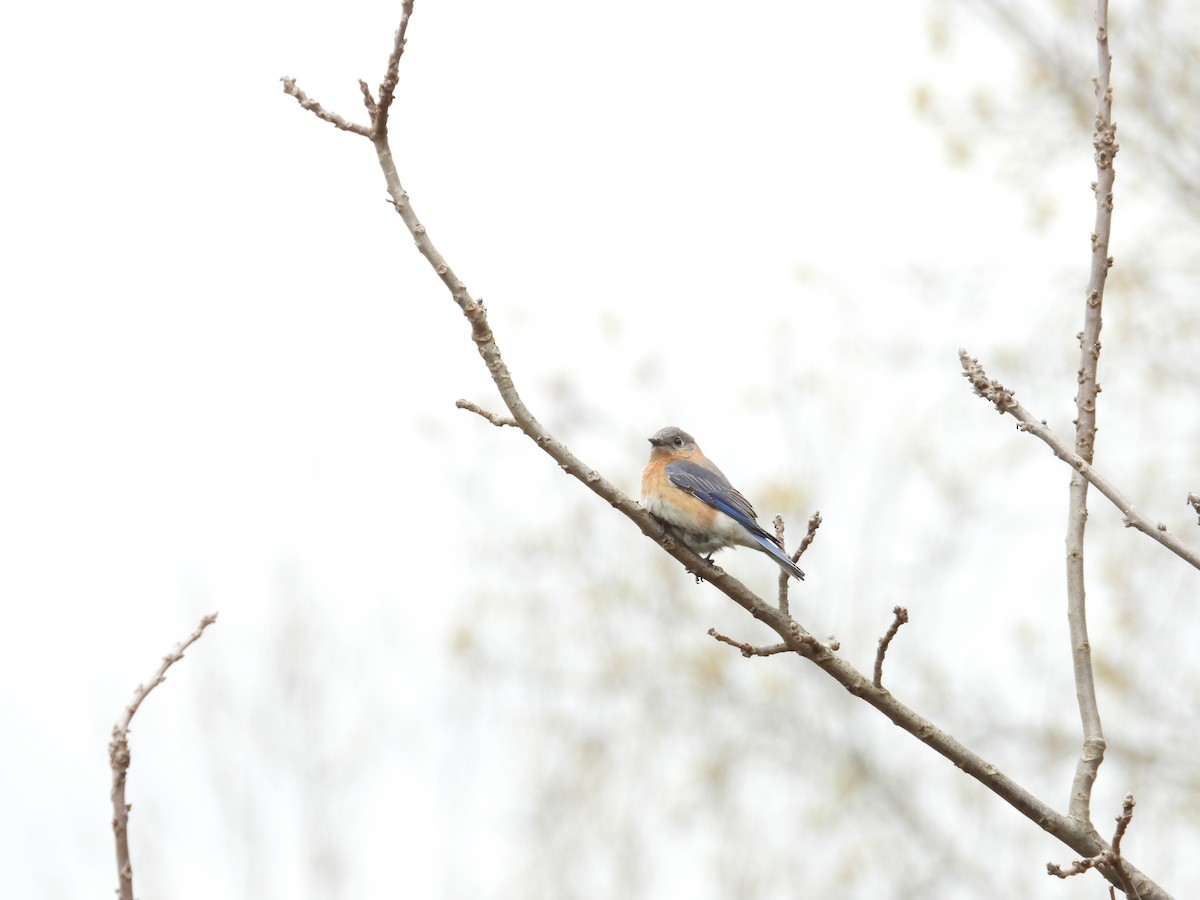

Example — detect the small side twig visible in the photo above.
[1188,492,1200,526]
[772,511,820,615]
[795,511,823,561]
[456,399,518,428]
[773,516,791,614]
[279,77,371,136]
[1047,854,1106,879]
[1110,793,1136,859]
[709,626,839,658]
[110,613,218,900]
[873,606,909,688]
[708,627,791,658]
[1047,794,1139,897]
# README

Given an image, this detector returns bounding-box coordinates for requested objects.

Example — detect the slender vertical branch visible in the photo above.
[1066,0,1117,825]
[773,515,791,614]
[110,613,218,900]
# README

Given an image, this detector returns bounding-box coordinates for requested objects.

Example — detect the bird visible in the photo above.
[641,426,805,581]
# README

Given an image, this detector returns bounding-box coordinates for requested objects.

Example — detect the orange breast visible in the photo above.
[641,455,718,531]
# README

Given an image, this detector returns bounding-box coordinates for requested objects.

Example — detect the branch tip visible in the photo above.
[280,77,371,136]
[873,606,909,688]
[707,627,790,658]
[958,349,1016,412]
[110,613,217,900]
[455,399,518,428]
[1046,791,1137,887]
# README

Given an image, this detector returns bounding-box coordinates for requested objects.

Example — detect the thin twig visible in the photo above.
[374,5,413,138]
[279,77,371,136]
[1047,794,1140,898]
[456,399,518,427]
[1188,492,1200,526]
[1048,853,1107,879]
[773,515,791,614]
[708,628,791,658]
[1111,793,1136,859]
[959,350,1200,573]
[795,511,822,560]
[873,606,909,688]
[110,613,218,900]
[708,626,837,658]
[773,511,820,614]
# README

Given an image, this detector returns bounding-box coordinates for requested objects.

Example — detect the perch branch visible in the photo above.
[110,613,218,900]
[284,7,1170,897]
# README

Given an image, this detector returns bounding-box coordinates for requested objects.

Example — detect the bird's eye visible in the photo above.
[673,437,684,447]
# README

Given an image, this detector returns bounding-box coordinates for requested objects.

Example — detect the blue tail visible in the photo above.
[702,494,807,582]
[750,532,806,581]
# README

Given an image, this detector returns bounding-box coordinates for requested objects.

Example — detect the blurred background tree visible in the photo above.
[436,2,1200,897]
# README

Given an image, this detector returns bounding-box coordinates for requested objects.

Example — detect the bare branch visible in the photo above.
[1111,793,1135,859]
[280,77,371,136]
[959,350,1200,573]
[456,398,518,428]
[359,79,379,123]
[772,511,820,614]
[873,606,909,688]
[708,626,837,658]
[1064,0,1117,826]
[708,627,791,658]
[1047,794,1140,898]
[110,613,218,900]
[795,511,822,561]
[1047,853,1107,880]
[278,0,413,139]
[374,1,414,137]
[772,516,791,614]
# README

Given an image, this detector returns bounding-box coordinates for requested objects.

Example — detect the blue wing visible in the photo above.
[665,458,759,529]
[665,459,805,580]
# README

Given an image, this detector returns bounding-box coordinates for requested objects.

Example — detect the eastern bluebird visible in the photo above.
[641,426,805,581]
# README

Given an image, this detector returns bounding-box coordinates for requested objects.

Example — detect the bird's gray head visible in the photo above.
[648,426,697,451]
